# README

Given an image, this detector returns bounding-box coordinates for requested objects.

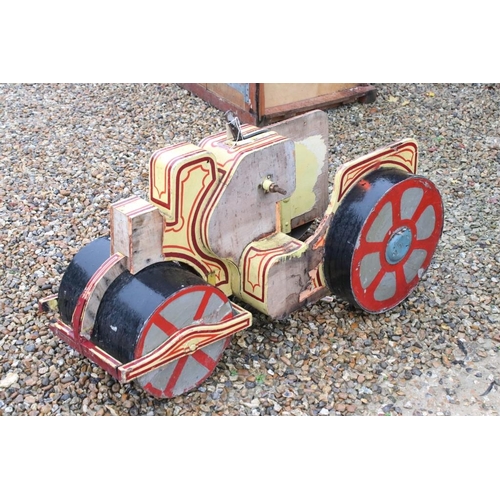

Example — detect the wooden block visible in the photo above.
[110,196,164,274]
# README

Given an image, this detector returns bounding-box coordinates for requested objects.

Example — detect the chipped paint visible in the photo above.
[280,134,327,230]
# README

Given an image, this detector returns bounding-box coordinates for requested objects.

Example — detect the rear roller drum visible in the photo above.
[324,168,444,313]
[57,237,112,325]
[93,262,234,398]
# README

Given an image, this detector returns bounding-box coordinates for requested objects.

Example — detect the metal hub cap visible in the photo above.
[385,226,412,264]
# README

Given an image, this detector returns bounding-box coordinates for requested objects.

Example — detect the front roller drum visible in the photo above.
[324,168,444,313]
[92,262,234,398]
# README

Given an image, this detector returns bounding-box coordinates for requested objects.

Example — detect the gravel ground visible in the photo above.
[0,83,499,416]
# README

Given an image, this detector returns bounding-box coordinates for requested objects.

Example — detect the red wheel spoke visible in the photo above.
[411,239,436,253]
[413,241,432,250]
[358,240,386,256]
[152,314,178,338]
[165,356,189,395]
[194,290,212,321]
[395,265,408,291]
[410,192,436,225]
[192,348,219,372]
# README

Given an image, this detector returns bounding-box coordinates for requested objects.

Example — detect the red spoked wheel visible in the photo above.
[324,168,443,313]
[93,263,234,398]
[134,284,233,399]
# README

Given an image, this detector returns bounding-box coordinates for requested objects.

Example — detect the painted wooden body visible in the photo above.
[40,109,443,398]
[146,110,420,318]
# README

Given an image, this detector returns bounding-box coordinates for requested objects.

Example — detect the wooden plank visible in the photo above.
[263,85,377,123]
[263,83,357,109]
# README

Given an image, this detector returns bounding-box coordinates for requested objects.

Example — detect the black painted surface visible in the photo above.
[93,262,206,363]
[323,168,409,308]
[57,237,111,325]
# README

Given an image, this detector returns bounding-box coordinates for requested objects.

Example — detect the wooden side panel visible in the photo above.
[205,135,296,263]
[110,196,164,274]
[239,233,306,317]
[148,143,233,293]
[268,110,329,230]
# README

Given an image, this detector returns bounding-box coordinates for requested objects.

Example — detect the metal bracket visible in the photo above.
[225,110,267,143]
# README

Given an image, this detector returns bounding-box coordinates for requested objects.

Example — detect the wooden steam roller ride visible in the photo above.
[39,110,444,398]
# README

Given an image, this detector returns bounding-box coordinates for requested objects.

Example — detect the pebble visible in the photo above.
[1,83,499,415]
[0,372,19,388]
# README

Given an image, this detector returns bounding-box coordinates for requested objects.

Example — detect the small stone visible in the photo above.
[0,373,19,388]
[280,356,291,366]
[442,355,451,367]
[382,404,394,413]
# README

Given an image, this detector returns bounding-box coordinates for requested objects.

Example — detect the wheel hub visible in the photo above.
[385,226,412,264]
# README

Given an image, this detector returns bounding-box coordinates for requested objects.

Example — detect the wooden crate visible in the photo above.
[179,83,377,125]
